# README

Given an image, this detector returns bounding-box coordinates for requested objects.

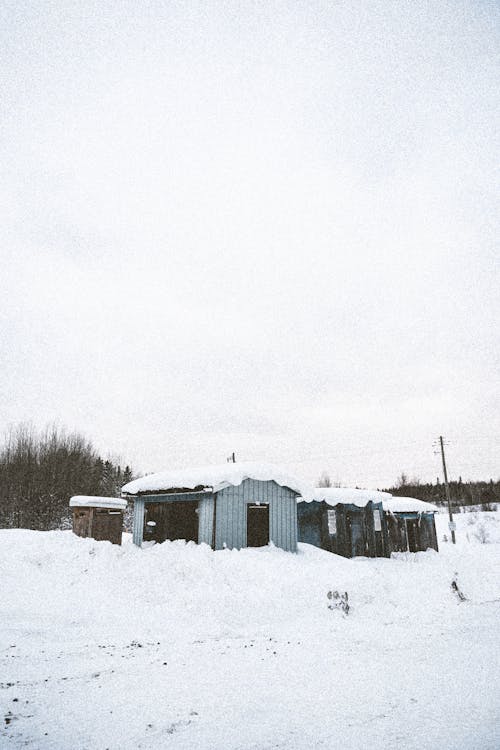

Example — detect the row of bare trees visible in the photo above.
[0,424,133,530]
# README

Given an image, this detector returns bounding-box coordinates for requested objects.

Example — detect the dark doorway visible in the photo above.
[247,504,270,547]
[406,519,419,552]
[144,501,198,543]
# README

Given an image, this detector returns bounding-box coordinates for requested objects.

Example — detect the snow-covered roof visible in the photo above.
[382,496,439,513]
[299,487,438,513]
[307,487,392,507]
[121,462,311,498]
[69,496,127,510]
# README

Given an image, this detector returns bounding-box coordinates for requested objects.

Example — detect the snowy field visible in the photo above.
[1,512,500,750]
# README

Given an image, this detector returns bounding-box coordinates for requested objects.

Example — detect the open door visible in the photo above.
[247,504,270,547]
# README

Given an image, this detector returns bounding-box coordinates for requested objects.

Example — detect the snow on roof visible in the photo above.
[382,496,439,513]
[307,487,392,507]
[121,462,311,498]
[300,487,438,513]
[69,496,127,510]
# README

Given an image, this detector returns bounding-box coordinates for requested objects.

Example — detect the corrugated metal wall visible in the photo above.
[198,495,215,545]
[132,498,145,546]
[214,479,297,552]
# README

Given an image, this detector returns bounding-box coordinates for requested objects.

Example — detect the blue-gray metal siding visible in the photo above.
[132,498,145,546]
[214,479,297,552]
[198,495,215,546]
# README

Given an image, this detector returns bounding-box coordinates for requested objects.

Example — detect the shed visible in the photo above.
[70,496,126,545]
[383,496,439,553]
[298,489,439,557]
[122,463,308,552]
[297,488,390,558]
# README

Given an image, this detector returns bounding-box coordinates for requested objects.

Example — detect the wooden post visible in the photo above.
[439,436,456,544]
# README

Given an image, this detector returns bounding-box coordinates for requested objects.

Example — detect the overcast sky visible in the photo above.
[1,1,498,488]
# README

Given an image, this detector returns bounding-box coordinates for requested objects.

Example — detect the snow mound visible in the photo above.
[2,523,500,750]
[2,523,498,646]
[122,462,312,498]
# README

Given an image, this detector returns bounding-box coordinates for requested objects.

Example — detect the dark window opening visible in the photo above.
[247,504,270,547]
[144,501,199,544]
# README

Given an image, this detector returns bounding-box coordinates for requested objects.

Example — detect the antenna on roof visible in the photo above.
[226,452,236,463]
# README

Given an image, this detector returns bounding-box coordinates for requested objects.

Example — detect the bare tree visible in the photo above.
[0,423,134,530]
[318,471,332,488]
[396,472,409,488]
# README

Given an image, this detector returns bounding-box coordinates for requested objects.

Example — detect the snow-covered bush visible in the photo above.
[465,513,500,544]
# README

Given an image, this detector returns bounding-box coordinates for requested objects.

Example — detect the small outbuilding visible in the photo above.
[122,463,307,552]
[298,488,391,558]
[70,496,126,545]
[383,496,439,553]
[298,488,439,557]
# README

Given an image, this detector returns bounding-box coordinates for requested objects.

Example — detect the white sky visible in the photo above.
[1,1,498,488]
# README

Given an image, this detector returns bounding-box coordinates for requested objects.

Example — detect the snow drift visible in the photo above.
[1,514,499,750]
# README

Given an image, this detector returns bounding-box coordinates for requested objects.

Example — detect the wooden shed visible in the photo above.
[122,463,305,552]
[297,488,390,558]
[383,496,439,553]
[70,496,126,545]
[298,488,439,557]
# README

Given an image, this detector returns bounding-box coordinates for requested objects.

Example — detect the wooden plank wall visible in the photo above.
[72,508,92,539]
[385,512,439,553]
[297,500,390,558]
[92,509,123,545]
[214,479,298,552]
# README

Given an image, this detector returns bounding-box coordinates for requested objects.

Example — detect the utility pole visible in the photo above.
[439,436,456,544]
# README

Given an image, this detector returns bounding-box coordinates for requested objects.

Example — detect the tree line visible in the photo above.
[0,424,134,530]
[384,474,500,510]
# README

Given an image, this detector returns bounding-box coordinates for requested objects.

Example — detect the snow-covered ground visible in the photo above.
[436,508,500,545]
[2,514,500,749]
